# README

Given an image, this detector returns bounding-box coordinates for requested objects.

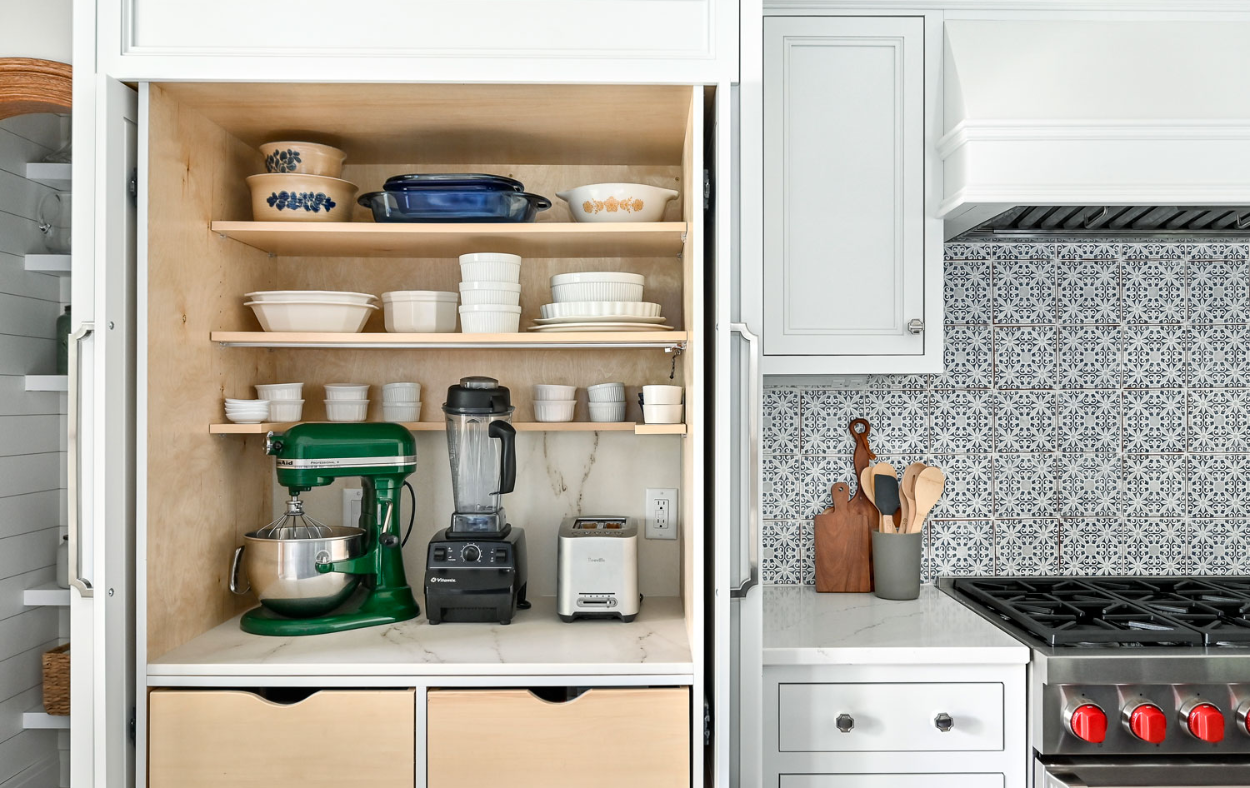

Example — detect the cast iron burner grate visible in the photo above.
[952,577,1250,647]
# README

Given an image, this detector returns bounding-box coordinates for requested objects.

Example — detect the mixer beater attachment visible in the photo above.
[256,495,334,540]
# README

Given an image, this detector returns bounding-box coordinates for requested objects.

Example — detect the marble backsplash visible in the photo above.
[763,241,1250,585]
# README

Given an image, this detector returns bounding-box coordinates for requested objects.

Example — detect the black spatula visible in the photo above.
[874,474,900,533]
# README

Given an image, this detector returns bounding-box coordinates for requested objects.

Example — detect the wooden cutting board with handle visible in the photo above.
[814,418,877,592]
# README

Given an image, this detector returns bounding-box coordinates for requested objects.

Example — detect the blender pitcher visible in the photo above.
[443,376,516,535]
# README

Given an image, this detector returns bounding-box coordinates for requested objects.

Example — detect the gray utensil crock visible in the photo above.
[871,530,923,600]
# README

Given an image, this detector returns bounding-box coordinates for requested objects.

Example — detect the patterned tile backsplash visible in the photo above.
[763,241,1250,585]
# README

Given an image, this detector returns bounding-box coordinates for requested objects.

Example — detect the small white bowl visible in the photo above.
[533,384,576,401]
[245,291,376,306]
[533,400,576,423]
[460,254,522,284]
[382,402,421,422]
[459,305,522,334]
[382,382,421,402]
[325,399,369,422]
[325,383,369,400]
[589,402,627,423]
[225,397,267,406]
[246,300,376,333]
[587,382,625,403]
[266,399,305,422]
[259,141,346,178]
[255,383,304,400]
[643,385,683,405]
[642,403,683,424]
[382,292,459,333]
[556,183,680,223]
[245,173,357,222]
[459,281,522,307]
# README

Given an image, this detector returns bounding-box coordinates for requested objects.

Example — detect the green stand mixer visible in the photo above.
[229,422,420,637]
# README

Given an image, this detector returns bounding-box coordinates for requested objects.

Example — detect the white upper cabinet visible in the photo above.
[761,16,941,374]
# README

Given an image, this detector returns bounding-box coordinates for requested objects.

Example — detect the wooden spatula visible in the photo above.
[908,465,946,534]
[859,466,878,511]
[873,474,901,533]
[900,462,926,534]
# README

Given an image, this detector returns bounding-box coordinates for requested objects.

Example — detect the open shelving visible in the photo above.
[210,331,687,349]
[24,161,70,189]
[22,709,70,730]
[209,420,686,435]
[22,582,70,607]
[24,375,68,392]
[23,254,71,276]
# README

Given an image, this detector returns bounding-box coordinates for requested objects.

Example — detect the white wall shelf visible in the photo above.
[24,162,71,190]
[23,582,70,607]
[24,375,68,392]
[22,709,70,730]
[23,254,71,276]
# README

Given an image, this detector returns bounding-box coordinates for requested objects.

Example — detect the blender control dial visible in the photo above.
[461,545,482,563]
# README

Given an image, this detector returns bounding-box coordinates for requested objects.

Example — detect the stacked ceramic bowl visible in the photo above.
[324,383,369,423]
[459,253,522,333]
[381,291,458,333]
[532,272,671,332]
[245,290,378,333]
[382,383,422,422]
[641,384,683,424]
[247,142,357,223]
[587,382,626,423]
[533,384,576,423]
[224,398,270,424]
[254,382,304,422]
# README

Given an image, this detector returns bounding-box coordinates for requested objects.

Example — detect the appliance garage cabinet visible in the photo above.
[134,83,710,787]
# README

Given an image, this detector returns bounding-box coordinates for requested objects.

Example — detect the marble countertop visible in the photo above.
[149,596,693,681]
[763,585,1030,666]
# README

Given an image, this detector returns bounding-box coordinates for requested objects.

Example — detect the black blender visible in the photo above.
[424,376,529,624]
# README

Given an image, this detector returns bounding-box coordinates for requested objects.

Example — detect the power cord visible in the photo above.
[401,481,416,547]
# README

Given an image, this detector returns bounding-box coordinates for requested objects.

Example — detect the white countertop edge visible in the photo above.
[146,662,697,679]
[147,670,697,687]
[763,645,1031,667]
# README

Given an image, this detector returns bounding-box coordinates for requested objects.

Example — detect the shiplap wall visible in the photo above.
[0,113,69,788]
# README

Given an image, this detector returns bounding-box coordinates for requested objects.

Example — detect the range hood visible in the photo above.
[939,21,1250,240]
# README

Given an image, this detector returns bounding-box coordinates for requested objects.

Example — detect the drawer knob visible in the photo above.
[934,713,954,732]
[835,713,855,733]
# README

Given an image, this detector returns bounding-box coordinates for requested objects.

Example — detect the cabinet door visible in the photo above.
[782,775,1003,788]
[763,16,925,358]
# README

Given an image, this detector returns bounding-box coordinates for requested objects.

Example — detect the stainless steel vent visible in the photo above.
[958,206,1250,239]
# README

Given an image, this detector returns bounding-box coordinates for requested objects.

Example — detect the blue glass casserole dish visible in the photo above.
[383,173,524,193]
[358,189,551,223]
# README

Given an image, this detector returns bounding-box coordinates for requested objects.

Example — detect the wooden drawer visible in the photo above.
[778,683,1003,752]
[427,688,688,788]
[782,775,1004,788]
[149,689,415,788]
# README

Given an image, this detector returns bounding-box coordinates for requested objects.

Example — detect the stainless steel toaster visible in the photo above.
[557,516,640,622]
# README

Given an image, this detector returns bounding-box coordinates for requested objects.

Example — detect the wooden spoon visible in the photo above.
[863,462,898,532]
[900,462,926,534]
[909,465,946,534]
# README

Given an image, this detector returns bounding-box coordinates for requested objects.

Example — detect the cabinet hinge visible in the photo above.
[128,706,136,744]
[702,169,711,211]
[907,318,925,335]
[128,168,138,207]
[703,697,712,746]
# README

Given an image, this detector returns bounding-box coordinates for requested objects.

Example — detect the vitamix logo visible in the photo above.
[587,557,606,563]
[429,577,456,583]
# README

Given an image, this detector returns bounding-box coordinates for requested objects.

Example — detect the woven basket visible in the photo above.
[42,643,70,715]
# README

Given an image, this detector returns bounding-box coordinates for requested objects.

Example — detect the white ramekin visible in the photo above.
[460,253,522,284]
[589,402,627,422]
[382,382,421,403]
[255,382,304,400]
[459,305,521,334]
[459,281,522,306]
[533,384,576,401]
[587,382,626,402]
[324,383,370,400]
[266,399,305,422]
[325,399,369,422]
[533,400,576,422]
[382,402,421,422]
[642,403,683,424]
[643,385,683,405]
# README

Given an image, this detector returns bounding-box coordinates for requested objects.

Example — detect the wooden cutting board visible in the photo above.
[814,418,877,593]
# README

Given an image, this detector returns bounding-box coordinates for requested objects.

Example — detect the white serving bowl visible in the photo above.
[381,291,458,333]
[266,399,305,422]
[324,383,370,400]
[642,403,683,424]
[533,384,576,401]
[259,141,347,178]
[540,301,661,319]
[382,402,421,422]
[459,305,521,334]
[325,399,369,422]
[587,382,626,403]
[533,400,576,423]
[382,382,421,402]
[460,253,522,284]
[556,183,680,223]
[245,291,376,306]
[255,382,304,400]
[245,173,357,222]
[589,402,627,423]
[549,274,646,304]
[459,281,521,306]
[246,300,376,333]
[643,384,683,405]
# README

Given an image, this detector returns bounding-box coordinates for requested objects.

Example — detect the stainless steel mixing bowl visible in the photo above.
[230,526,365,618]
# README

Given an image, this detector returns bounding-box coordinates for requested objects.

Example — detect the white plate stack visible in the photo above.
[459,253,522,333]
[224,398,270,424]
[531,272,673,332]
[244,291,378,333]
[382,383,422,422]
[587,382,626,423]
[533,384,576,423]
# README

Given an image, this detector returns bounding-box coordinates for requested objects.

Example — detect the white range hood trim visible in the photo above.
[938,119,1250,160]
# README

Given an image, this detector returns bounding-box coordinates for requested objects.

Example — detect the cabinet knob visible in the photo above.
[835,713,855,733]
[907,318,925,335]
[934,713,954,732]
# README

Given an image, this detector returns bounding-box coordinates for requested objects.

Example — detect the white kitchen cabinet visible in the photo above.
[757,15,943,374]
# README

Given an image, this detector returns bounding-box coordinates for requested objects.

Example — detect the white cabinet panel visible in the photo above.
[763,16,926,362]
[782,774,1003,788]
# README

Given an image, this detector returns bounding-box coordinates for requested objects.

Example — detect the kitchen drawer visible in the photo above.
[427,688,688,788]
[778,682,1003,752]
[782,774,1004,788]
[148,689,415,788]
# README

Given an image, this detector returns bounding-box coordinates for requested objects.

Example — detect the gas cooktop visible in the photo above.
[951,577,1250,648]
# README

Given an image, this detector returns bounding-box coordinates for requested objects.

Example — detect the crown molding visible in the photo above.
[937,119,1250,159]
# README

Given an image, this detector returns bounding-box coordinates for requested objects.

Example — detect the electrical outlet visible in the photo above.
[342,488,363,527]
[645,488,678,540]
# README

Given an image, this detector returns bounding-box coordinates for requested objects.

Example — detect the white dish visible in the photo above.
[550,272,646,287]
[381,292,459,333]
[460,252,522,264]
[533,400,576,423]
[224,401,269,423]
[556,183,679,224]
[587,382,625,403]
[643,385,683,405]
[541,301,661,319]
[382,402,421,422]
[588,402,627,422]
[246,300,376,333]
[460,254,521,284]
[254,383,304,400]
[245,173,357,223]
[324,399,369,422]
[459,281,522,307]
[382,382,421,403]
[551,282,644,303]
[266,399,305,422]
[245,291,376,305]
[459,304,522,334]
[533,384,576,401]
[533,315,667,325]
[526,322,673,332]
[642,403,683,424]
[381,290,459,303]
[225,413,269,425]
[324,383,370,400]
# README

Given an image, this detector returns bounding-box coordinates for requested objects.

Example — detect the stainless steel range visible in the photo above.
[945,577,1250,787]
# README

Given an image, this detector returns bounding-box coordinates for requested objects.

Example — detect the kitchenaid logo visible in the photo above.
[429,577,457,583]
[587,557,606,563]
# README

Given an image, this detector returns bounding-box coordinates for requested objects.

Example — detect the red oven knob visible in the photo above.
[1067,703,1107,744]
[1126,703,1167,744]
[1184,702,1225,743]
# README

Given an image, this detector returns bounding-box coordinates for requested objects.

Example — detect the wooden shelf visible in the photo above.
[22,708,70,730]
[24,375,67,392]
[24,254,71,276]
[210,331,687,349]
[209,221,687,258]
[23,582,70,607]
[25,162,70,189]
[211,421,685,436]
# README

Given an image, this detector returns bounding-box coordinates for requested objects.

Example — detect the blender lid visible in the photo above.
[444,376,513,414]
